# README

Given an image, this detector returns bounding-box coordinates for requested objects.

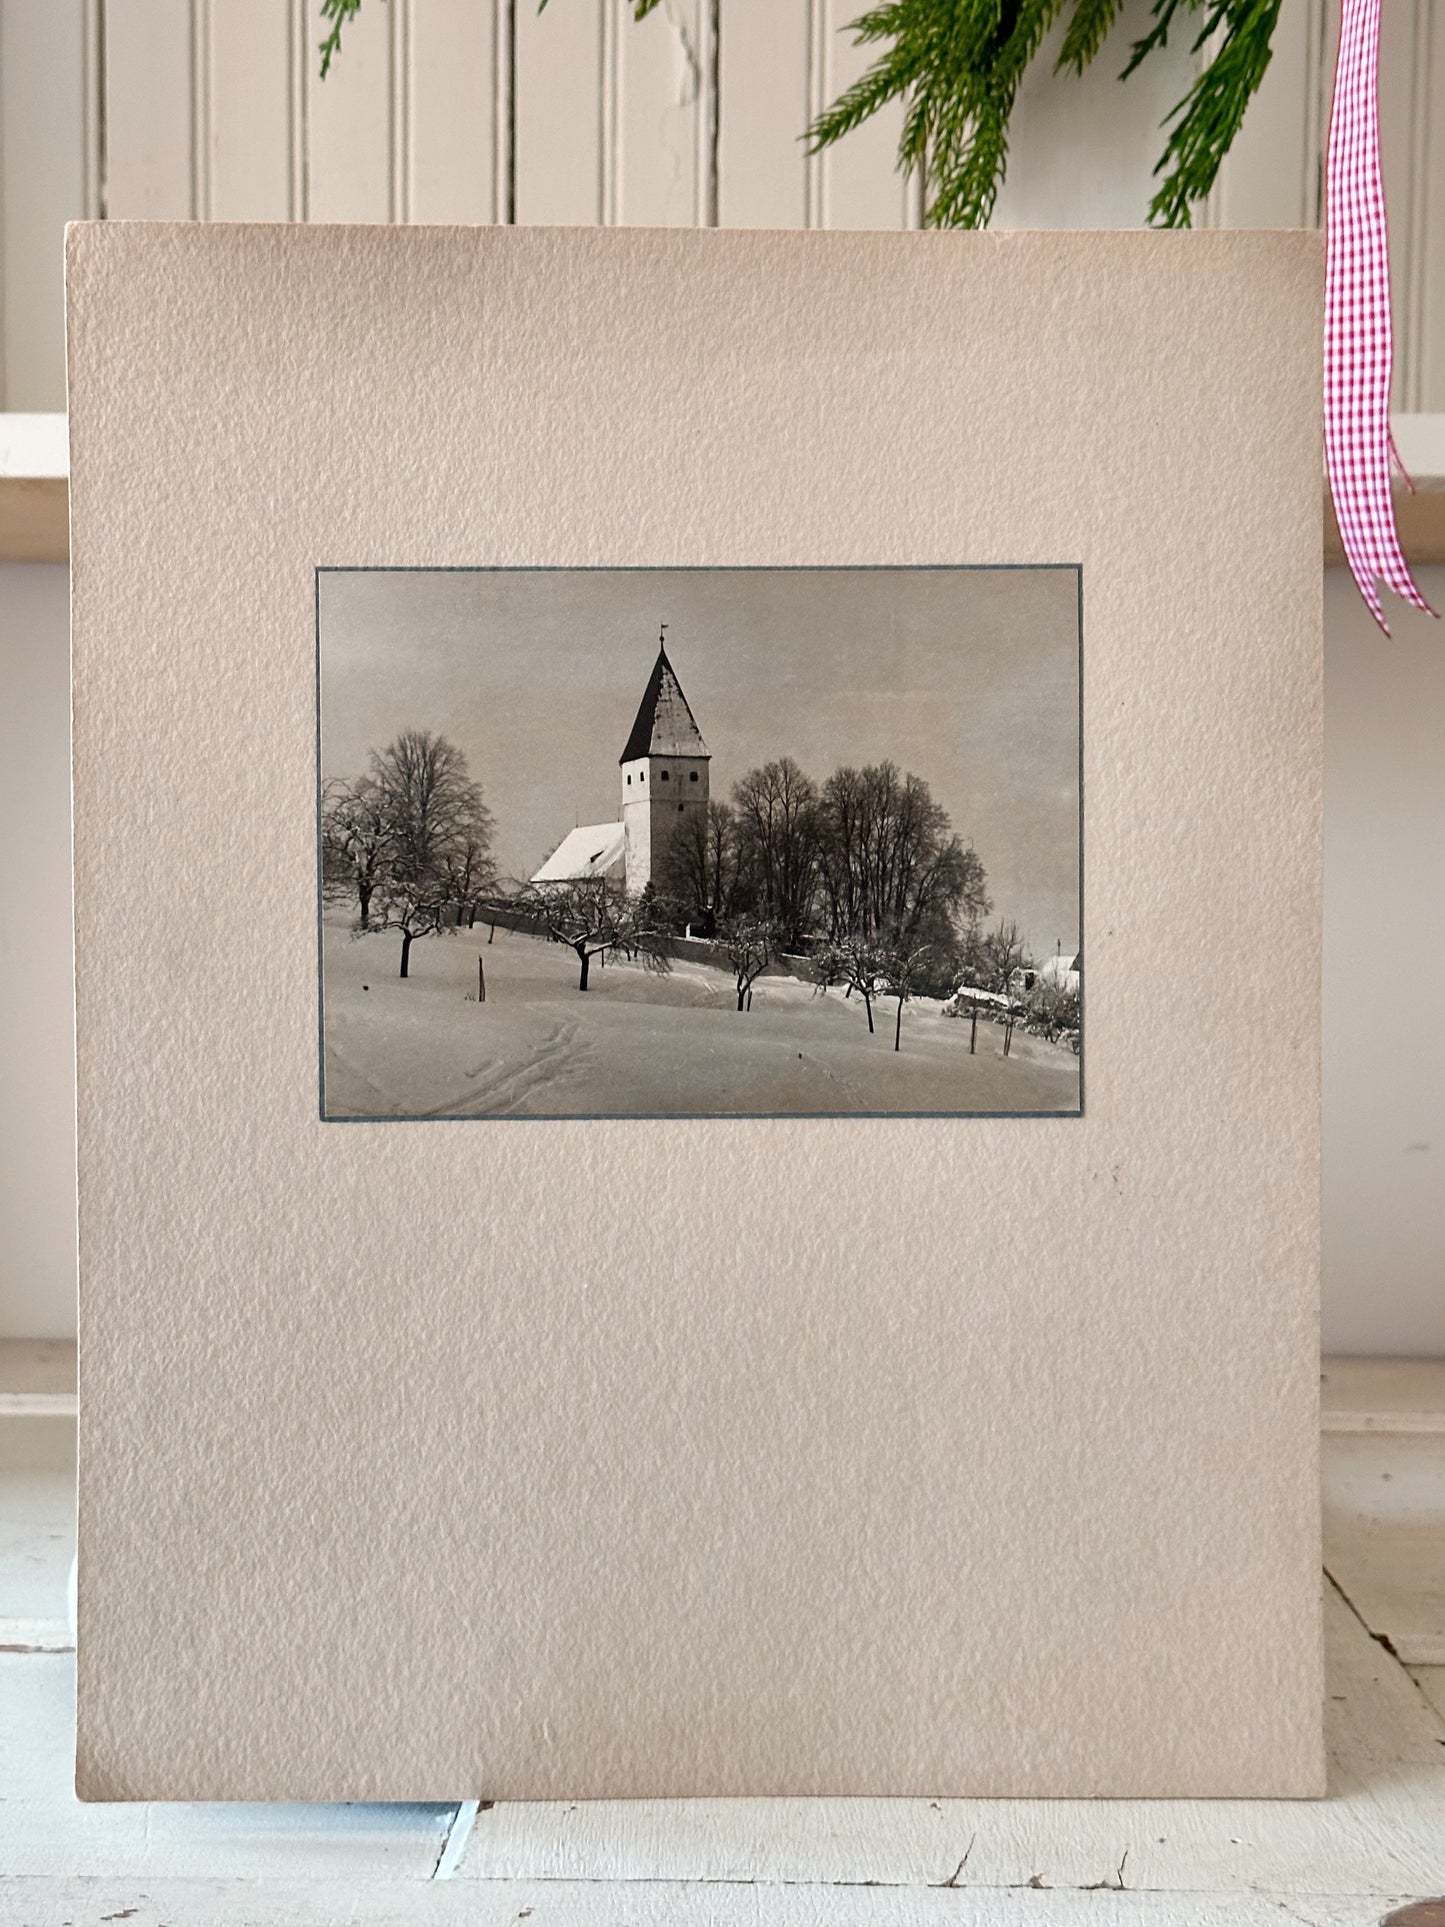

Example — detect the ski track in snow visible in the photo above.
[322,1038,398,1115]
[425,1013,589,1118]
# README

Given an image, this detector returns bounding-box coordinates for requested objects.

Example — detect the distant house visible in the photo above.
[529,633,710,894]
[1035,949,1081,996]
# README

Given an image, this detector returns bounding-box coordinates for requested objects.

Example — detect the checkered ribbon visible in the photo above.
[1326,0,1435,630]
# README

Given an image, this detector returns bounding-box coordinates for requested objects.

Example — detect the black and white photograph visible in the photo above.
[317,567,1082,1119]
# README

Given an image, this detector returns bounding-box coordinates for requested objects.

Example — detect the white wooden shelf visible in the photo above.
[5,412,1444,569]
[1322,1355,1445,1433]
[0,1340,77,1419]
[0,414,68,563]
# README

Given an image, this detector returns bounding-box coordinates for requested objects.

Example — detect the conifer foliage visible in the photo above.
[805,0,1282,229]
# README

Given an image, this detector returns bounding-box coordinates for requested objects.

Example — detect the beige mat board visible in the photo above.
[67,223,1324,1800]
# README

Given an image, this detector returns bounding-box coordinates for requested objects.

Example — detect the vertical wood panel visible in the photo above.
[0,0,93,408]
[1207,0,1324,229]
[206,0,294,221]
[1419,4,1445,409]
[291,0,309,220]
[1394,0,1433,410]
[816,0,907,230]
[995,0,1210,228]
[408,0,498,224]
[496,0,515,224]
[613,0,705,227]
[716,0,810,228]
[304,0,394,221]
[103,0,195,218]
[1372,0,1422,412]
[514,0,603,225]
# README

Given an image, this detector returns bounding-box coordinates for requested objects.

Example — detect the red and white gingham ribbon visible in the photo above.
[1325,0,1435,630]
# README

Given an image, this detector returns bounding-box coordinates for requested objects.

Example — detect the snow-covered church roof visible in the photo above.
[531,821,626,884]
[618,645,709,764]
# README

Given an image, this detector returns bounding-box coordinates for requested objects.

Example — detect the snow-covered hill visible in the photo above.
[321,920,1080,1120]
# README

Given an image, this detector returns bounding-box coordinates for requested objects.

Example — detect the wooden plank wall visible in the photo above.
[1,0,1442,411]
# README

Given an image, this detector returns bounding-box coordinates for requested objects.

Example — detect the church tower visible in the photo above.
[619,629,710,895]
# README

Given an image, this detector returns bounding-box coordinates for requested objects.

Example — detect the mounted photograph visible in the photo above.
[317,566,1082,1119]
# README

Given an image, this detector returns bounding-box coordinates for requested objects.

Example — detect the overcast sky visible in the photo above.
[319,567,1080,959]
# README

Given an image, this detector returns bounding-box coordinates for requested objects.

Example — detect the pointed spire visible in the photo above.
[619,629,709,764]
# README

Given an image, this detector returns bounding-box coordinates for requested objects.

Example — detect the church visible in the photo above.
[531,632,711,896]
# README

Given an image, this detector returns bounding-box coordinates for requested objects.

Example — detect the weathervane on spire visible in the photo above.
[659,621,668,649]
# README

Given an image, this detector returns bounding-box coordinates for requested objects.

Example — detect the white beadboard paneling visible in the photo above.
[992,0,1199,229]
[305,0,395,222]
[1216,0,1433,409]
[612,0,708,227]
[1208,0,1325,229]
[205,0,295,221]
[1415,1,1445,410]
[717,0,810,229]
[1367,0,1424,413]
[0,0,92,410]
[408,0,498,224]
[515,0,604,225]
[816,0,910,231]
[103,0,196,218]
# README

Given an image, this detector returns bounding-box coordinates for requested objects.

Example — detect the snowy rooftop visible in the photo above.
[530,821,626,884]
[619,646,709,764]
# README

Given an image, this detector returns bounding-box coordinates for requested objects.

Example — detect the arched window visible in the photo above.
[660,769,670,782]
[678,803,684,812]
[689,770,698,782]
[626,773,631,785]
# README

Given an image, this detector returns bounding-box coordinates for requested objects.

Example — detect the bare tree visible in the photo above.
[731,757,821,951]
[321,776,393,930]
[654,800,741,935]
[369,728,492,885]
[523,878,655,991]
[878,941,933,1052]
[816,762,989,975]
[984,919,1028,994]
[814,929,891,1036]
[331,729,496,975]
[984,919,1030,1057]
[717,915,778,1012]
[368,867,450,980]
[441,817,498,926]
